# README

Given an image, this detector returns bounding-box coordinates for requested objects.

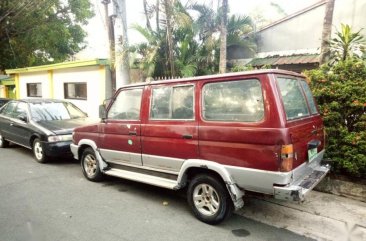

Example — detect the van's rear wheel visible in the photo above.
[187,174,233,224]
[81,147,103,182]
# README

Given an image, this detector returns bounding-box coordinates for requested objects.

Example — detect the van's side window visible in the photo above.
[108,88,143,120]
[203,79,264,122]
[150,85,194,120]
[300,80,318,114]
[277,77,310,120]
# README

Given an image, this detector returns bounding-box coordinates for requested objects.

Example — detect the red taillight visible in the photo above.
[280,144,294,172]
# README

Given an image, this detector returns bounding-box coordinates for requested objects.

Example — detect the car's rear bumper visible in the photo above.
[273,151,331,202]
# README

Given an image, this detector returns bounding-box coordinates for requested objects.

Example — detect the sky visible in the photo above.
[76,0,321,59]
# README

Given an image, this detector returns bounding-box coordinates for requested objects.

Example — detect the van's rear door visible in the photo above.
[276,76,325,169]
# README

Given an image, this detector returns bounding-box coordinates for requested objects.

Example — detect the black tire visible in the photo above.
[81,147,104,182]
[187,174,233,224]
[33,138,49,163]
[0,133,9,148]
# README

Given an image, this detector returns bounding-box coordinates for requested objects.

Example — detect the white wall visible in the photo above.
[53,66,105,118]
[18,72,49,99]
[258,4,325,54]
[333,0,366,32]
[255,0,366,56]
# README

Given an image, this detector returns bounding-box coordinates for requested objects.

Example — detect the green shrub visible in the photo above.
[305,58,366,178]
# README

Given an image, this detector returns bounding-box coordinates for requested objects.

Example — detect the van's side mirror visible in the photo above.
[99,104,107,119]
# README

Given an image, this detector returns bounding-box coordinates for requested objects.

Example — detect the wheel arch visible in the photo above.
[177,159,245,210]
[76,139,108,171]
[30,134,42,148]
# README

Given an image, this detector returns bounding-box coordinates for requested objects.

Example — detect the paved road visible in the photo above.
[0,146,314,241]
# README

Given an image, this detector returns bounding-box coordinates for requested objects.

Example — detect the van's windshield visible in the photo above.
[276,77,318,121]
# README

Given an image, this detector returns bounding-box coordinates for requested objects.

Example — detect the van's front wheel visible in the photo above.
[187,174,233,224]
[81,147,104,182]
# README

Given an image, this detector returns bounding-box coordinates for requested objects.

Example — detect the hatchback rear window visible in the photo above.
[277,77,317,120]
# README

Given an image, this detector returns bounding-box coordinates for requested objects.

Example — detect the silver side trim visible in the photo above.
[104,168,178,189]
[99,148,142,165]
[107,160,179,175]
[142,154,184,172]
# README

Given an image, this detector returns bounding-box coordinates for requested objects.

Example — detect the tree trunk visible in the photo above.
[102,0,116,92]
[156,0,160,32]
[164,0,175,76]
[319,0,336,65]
[113,0,130,87]
[143,0,153,32]
[219,0,228,74]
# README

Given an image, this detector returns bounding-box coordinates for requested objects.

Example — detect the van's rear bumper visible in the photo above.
[273,151,331,202]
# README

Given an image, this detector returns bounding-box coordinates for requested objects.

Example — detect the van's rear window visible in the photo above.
[203,79,264,122]
[277,77,316,120]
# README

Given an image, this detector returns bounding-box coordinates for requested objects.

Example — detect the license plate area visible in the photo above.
[308,148,317,162]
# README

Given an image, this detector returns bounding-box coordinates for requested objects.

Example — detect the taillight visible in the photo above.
[280,144,294,172]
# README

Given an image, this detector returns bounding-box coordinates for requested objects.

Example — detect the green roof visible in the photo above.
[5,59,109,74]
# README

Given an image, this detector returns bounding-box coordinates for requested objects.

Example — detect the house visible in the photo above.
[5,59,112,118]
[0,75,15,99]
[228,0,366,72]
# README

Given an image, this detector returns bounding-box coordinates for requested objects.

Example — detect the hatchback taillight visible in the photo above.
[280,144,294,172]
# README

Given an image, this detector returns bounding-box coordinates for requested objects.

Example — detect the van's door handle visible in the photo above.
[311,129,317,135]
[128,131,137,136]
[182,134,193,139]
[10,122,14,126]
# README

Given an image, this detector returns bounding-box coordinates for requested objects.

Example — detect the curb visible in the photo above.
[236,191,366,241]
[315,176,366,202]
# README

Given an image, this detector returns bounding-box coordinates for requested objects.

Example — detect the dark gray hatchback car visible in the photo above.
[0,99,97,163]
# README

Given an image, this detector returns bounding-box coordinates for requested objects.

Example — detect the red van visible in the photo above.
[71,69,330,224]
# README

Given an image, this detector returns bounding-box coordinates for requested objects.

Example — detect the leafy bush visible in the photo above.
[305,58,366,178]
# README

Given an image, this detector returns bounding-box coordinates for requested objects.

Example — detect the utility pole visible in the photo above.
[101,0,116,92]
[112,0,130,87]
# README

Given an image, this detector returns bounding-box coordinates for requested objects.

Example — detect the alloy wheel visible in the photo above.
[84,154,97,177]
[192,183,220,216]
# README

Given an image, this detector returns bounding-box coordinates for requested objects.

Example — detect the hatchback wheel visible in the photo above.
[187,174,233,224]
[0,133,9,148]
[81,147,103,182]
[33,138,49,163]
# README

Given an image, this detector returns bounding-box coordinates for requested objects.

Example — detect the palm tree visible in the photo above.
[227,15,256,55]
[330,24,365,61]
[132,0,256,78]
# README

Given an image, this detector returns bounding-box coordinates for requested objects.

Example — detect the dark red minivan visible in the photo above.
[71,69,330,224]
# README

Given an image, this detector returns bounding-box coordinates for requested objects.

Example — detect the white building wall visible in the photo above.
[257,4,326,54]
[53,66,104,118]
[333,0,366,32]
[254,0,366,57]
[18,72,49,99]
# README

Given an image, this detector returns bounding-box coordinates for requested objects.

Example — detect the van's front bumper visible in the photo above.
[70,143,79,160]
[273,150,331,202]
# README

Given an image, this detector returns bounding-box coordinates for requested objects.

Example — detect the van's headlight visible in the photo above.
[48,134,73,142]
